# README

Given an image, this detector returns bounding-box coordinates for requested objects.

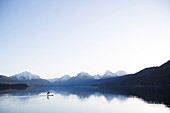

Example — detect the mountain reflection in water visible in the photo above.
[0,86,169,107]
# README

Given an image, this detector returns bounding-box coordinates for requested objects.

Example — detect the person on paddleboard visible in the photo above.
[47,92,50,95]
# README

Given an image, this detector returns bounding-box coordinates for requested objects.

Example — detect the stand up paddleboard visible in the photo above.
[47,95,54,96]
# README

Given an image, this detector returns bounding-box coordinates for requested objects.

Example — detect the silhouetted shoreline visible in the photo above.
[0,83,30,90]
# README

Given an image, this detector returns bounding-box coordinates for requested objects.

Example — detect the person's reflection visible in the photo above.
[47,96,49,99]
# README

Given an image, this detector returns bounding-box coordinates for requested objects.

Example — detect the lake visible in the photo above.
[0,86,169,113]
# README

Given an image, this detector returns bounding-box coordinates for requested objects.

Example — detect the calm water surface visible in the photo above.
[0,87,169,113]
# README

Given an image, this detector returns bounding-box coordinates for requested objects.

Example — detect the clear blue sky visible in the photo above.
[0,0,170,78]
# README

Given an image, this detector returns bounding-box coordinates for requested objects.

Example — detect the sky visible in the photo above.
[0,0,170,78]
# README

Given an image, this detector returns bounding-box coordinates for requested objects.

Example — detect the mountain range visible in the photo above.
[0,60,170,88]
[3,70,126,85]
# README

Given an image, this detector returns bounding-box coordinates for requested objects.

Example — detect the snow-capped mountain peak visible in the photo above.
[59,75,71,81]
[104,70,114,76]
[73,72,94,80]
[115,70,127,76]
[93,74,102,80]
[47,78,58,83]
[10,71,41,80]
[77,72,91,77]
[47,75,71,83]
[103,70,117,77]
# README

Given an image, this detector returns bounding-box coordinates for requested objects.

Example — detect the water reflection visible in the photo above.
[0,86,170,107]
[47,96,49,99]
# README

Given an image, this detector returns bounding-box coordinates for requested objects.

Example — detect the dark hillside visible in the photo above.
[95,60,170,88]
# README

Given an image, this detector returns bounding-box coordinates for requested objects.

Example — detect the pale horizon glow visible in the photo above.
[0,0,170,79]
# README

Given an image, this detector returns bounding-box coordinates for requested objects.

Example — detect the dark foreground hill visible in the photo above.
[95,60,170,88]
